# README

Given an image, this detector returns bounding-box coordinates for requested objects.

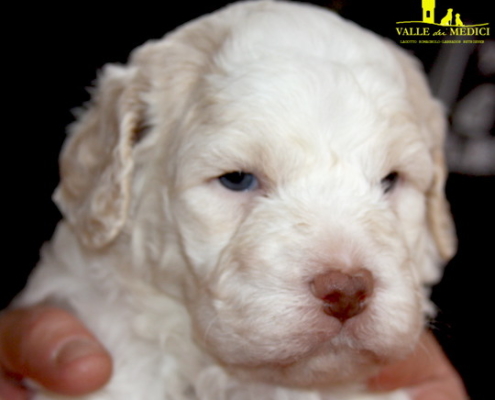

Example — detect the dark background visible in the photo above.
[3,1,493,399]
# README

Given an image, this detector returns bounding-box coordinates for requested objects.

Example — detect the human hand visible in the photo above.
[0,306,112,400]
[368,330,468,400]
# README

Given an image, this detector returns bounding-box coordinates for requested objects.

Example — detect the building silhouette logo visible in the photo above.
[396,0,490,44]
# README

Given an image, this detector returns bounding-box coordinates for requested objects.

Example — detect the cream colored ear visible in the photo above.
[425,105,457,262]
[52,2,245,249]
[389,42,457,262]
[53,64,144,249]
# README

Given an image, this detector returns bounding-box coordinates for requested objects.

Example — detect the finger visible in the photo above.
[368,331,468,400]
[0,306,112,396]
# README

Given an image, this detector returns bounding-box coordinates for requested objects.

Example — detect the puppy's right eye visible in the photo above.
[219,172,258,191]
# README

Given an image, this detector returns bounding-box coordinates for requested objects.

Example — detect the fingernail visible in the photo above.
[54,338,103,366]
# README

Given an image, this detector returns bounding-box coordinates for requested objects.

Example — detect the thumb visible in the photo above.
[0,306,112,397]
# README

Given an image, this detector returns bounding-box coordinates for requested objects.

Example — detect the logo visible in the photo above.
[396,0,490,44]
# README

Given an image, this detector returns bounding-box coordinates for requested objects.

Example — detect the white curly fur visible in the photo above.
[16,1,456,399]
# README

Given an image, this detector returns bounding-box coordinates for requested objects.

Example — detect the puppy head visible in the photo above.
[55,1,456,387]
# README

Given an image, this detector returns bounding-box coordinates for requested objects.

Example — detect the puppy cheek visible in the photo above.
[186,255,317,366]
[172,187,245,275]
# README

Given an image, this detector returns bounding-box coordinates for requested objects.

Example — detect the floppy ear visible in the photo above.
[53,64,145,249]
[53,3,244,250]
[391,44,457,262]
[424,102,457,262]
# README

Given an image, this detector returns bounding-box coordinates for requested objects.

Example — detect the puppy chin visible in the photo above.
[212,315,422,388]
[229,341,393,388]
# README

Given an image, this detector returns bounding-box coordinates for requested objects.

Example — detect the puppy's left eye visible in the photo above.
[381,172,399,194]
[219,171,258,191]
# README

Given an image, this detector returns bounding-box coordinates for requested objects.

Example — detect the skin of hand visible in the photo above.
[367,331,468,400]
[0,306,112,400]
[0,306,467,400]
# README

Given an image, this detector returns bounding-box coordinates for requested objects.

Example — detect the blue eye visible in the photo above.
[219,172,258,191]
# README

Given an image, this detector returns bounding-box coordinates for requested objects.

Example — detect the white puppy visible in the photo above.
[16,1,456,399]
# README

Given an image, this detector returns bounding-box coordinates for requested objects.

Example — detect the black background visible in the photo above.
[3,1,493,399]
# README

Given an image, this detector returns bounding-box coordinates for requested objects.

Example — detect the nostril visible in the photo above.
[311,269,374,323]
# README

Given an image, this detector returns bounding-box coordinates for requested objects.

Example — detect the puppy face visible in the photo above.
[166,58,433,385]
[54,1,456,388]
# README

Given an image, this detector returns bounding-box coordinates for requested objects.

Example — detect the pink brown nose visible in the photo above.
[311,269,374,322]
